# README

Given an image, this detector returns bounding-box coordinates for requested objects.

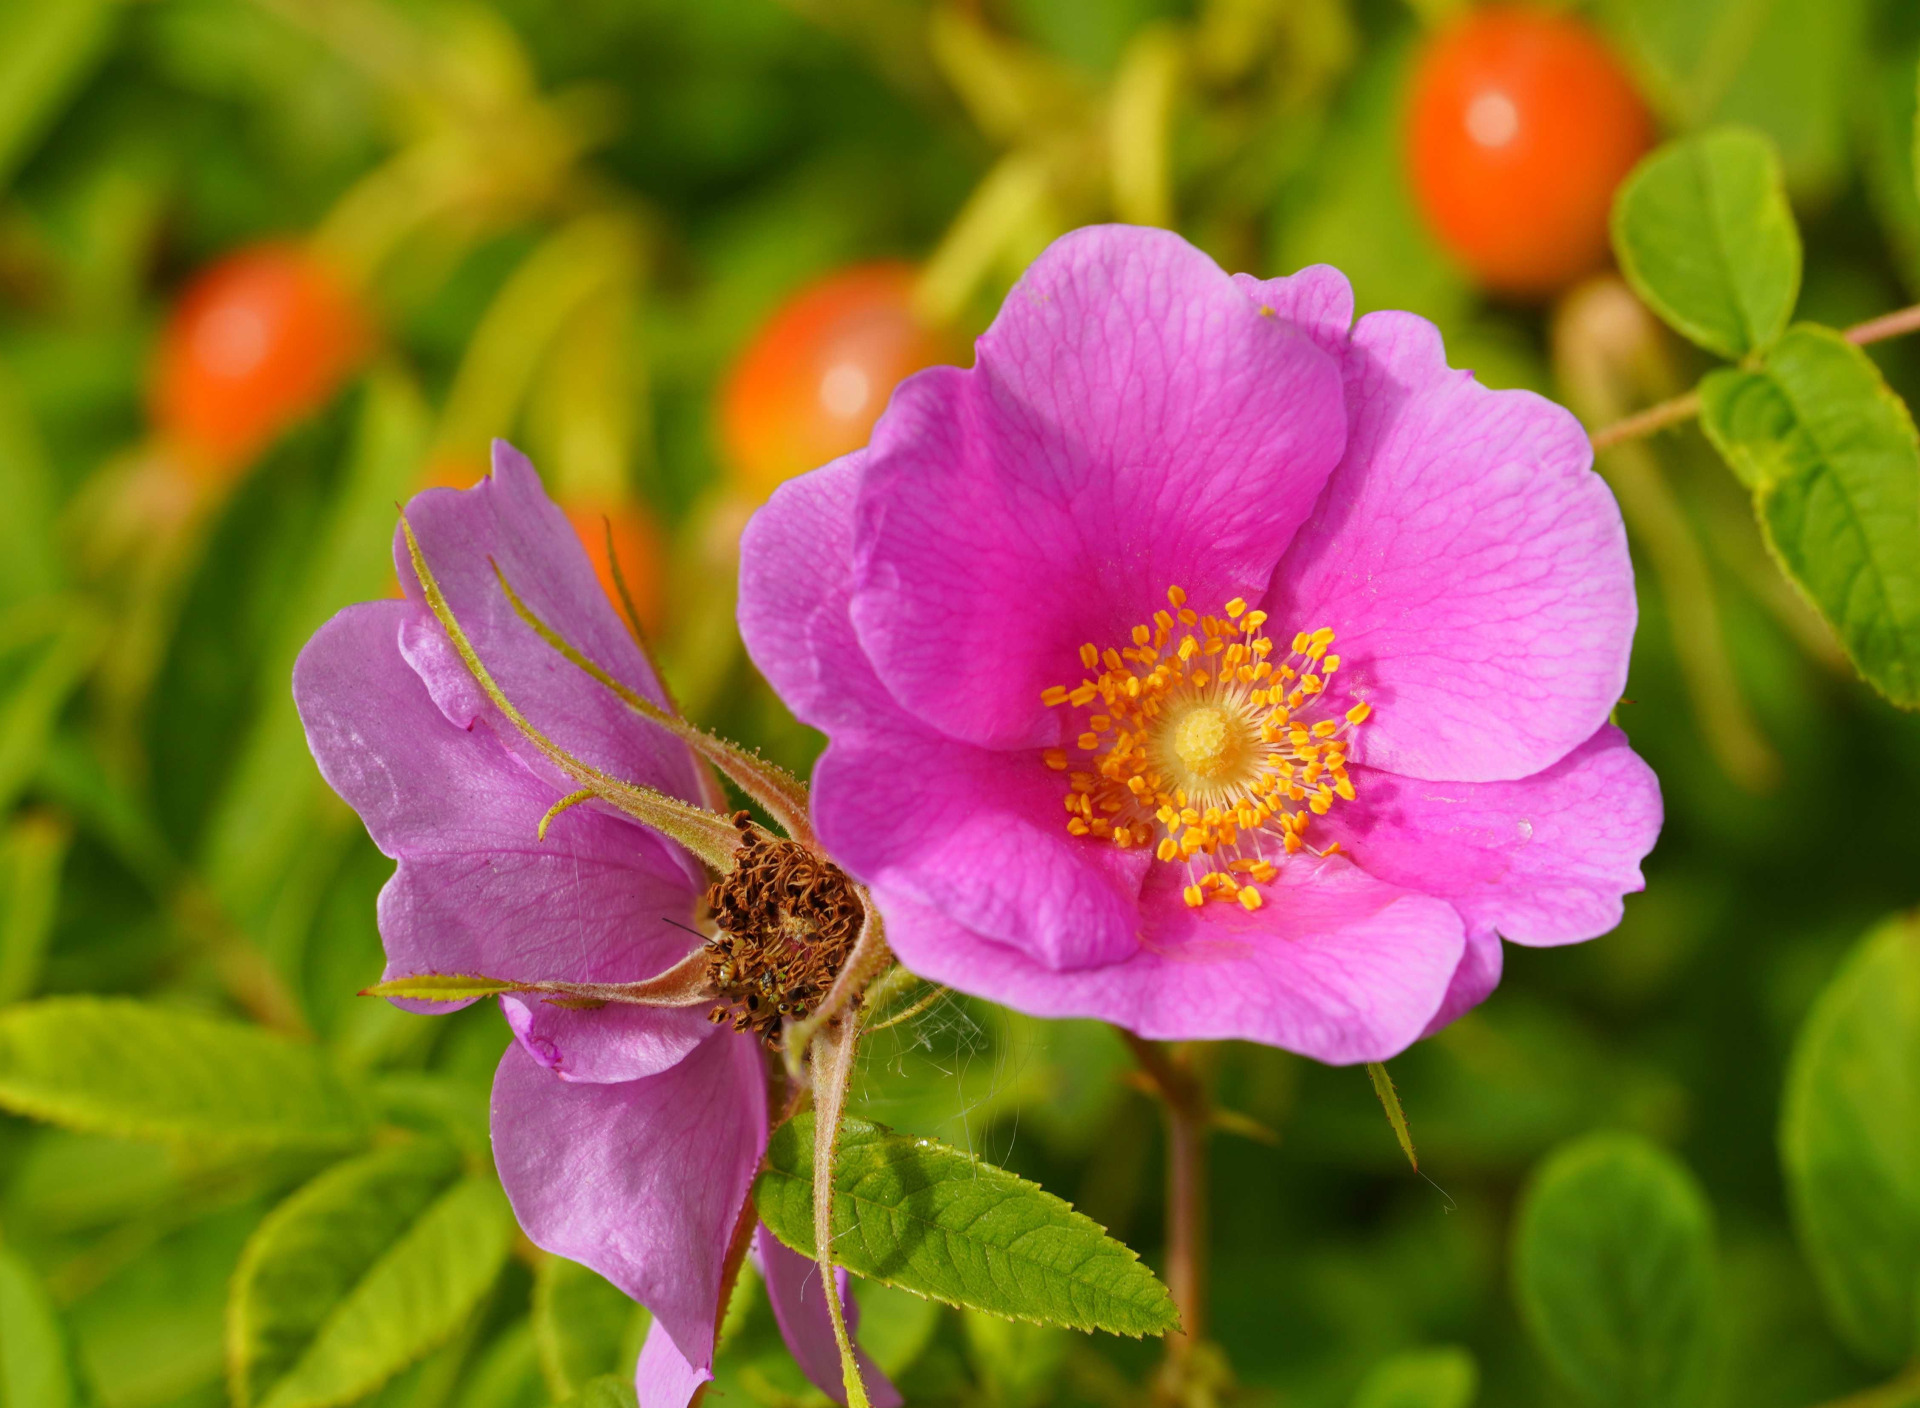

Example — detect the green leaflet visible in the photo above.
[0,997,371,1150]
[0,811,70,1005]
[0,0,120,192]
[1612,127,1800,360]
[1513,1133,1718,1408]
[552,1375,637,1408]
[0,1243,77,1408]
[1349,1346,1478,1408]
[1780,914,1920,1367]
[229,1143,514,1408]
[754,1114,1177,1338]
[530,1256,646,1402]
[1699,325,1920,707]
[1366,1061,1418,1171]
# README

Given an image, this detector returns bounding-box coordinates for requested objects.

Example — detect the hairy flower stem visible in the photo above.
[808,1013,869,1408]
[1121,1031,1215,1399]
[1588,301,1920,452]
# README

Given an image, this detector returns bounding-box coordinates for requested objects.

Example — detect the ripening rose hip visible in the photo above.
[151,243,371,479]
[1406,7,1654,296]
[719,262,959,502]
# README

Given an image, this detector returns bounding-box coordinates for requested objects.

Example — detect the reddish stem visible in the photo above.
[1121,1031,1210,1356]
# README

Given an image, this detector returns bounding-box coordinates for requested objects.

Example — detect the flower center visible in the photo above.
[1169,704,1243,780]
[1040,586,1373,911]
[703,812,862,1045]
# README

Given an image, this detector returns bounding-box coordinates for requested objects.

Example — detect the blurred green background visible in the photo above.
[1,0,1919,1406]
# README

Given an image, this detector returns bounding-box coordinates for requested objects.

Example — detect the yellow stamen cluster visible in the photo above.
[1040,586,1373,909]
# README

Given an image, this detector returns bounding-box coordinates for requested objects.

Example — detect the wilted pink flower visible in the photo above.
[738,225,1661,1062]
[295,445,896,1407]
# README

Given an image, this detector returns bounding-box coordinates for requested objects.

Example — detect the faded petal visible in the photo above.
[1268,312,1634,782]
[753,1226,901,1408]
[1321,725,1661,947]
[295,599,710,1078]
[849,225,1346,751]
[395,440,706,810]
[878,858,1464,1064]
[636,1318,709,1408]
[491,1032,766,1377]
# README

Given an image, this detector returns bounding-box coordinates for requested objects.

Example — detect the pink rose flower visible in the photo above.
[738,225,1661,1062]
[294,445,896,1407]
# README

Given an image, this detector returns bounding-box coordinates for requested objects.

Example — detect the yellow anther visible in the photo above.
[1177,608,1198,626]
[1069,684,1098,706]
[1132,624,1151,646]
[1043,749,1067,770]
[1103,648,1124,672]
[1067,817,1090,835]
[1346,701,1371,724]
[1312,720,1338,737]
[1291,631,1310,653]
[1238,885,1263,912]
[1244,611,1267,629]
[1226,597,1247,618]
[1077,732,1099,751]
[1079,643,1099,668]
[1334,776,1356,801]
[1090,715,1112,731]
[1156,838,1179,862]
[1041,685,1069,707]
[1183,884,1205,908]
[1168,586,1188,607]
[1322,655,1340,674]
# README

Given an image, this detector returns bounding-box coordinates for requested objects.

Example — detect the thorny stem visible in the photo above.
[1121,1032,1211,1375]
[1587,301,1920,451]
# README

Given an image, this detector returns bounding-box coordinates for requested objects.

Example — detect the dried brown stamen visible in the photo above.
[704,813,863,1046]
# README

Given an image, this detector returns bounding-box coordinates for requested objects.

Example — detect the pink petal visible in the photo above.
[1419,928,1503,1039]
[636,1317,709,1408]
[295,600,710,1079]
[753,1226,901,1408]
[812,717,1148,970]
[740,459,1148,969]
[1267,311,1634,782]
[737,452,884,734]
[876,858,1464,1064]
[848,225,1347,751]
[395,440,706,810]
[1319,726,1661,948]
[1230,265,1356,362]
[491,1033,766,1376]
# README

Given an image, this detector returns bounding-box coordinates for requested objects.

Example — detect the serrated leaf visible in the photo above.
[754,1114,1177,1338]
[0,998,371,1150]
[1350,1346,1478,1408]
[0,1243,77,1408]
[1513,1133,1718,1408]
[1699,325,1920,706]
[230,1143,513,1408]
[1612,127,1800,359]
[1780,913,1920,1367]
[364,974,521,1003]
[530,1256,645,1402]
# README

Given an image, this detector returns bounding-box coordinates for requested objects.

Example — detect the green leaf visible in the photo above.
[364,975,522,1004]
[0,361,62,607]
[0,1243,77,1408]
[1780,914,1920,1367]
[1350,1346,1478,1408]
[754,1114,1177,1338]
[0,609,104,816]
[530,1256,645,1402]
[552,1375,637,1408]
[1512,1132,1718,1408]
[0,811,70,1005]
[229,1143,514,1408]
[0,997,371,1150]
[0,0,120,192]
[961,1309,1070,1408]
[1698,325,1920,706]
[1611,127,1800,359]
[199,368,428,932]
